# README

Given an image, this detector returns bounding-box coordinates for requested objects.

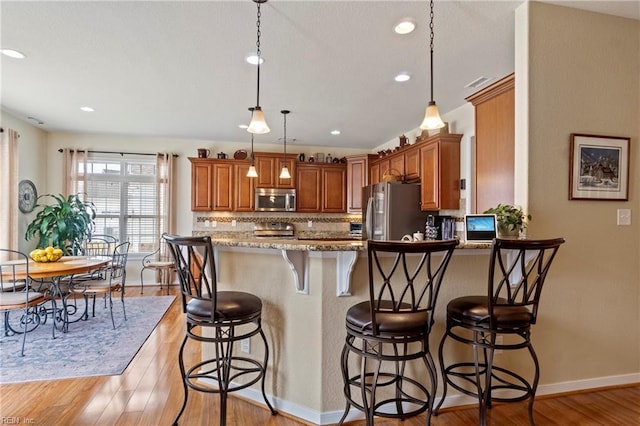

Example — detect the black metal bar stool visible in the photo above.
[338,239,459,426]
[164,234,277,425]
[434,237,565,425]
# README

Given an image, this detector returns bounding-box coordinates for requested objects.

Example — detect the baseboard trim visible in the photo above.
[203,373,640,425]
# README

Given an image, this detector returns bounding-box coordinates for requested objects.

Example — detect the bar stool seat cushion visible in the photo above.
[187,291,262,320]
[447,296,533,328]
[346,300,430,334]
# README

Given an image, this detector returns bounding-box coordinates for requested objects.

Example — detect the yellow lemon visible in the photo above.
[53,248,63,255]
[45,246,54,254]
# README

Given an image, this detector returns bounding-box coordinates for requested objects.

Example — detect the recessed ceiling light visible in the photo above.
[394,72,411,83]
[245,55,264,65]
[1,48,26,59]
[239,124,249,129]
[80,106,95,112]
[330,130,341,135]
[394,19,416,35]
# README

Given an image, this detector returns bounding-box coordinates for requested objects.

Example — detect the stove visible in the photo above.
[253,222,295,238]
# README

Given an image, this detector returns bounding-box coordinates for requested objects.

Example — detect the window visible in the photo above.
[79,156,163,254]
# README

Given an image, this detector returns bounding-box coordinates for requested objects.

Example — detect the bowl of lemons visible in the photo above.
[30,246,64,263]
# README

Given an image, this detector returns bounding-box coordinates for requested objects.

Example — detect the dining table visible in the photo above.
[4,255,111,335]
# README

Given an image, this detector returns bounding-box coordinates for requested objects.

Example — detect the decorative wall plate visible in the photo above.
[233,150,248,160]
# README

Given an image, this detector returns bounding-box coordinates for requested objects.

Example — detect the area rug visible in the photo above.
[0,295,175,384]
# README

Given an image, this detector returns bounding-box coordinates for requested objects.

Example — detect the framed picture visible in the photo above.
[569,133,630,201]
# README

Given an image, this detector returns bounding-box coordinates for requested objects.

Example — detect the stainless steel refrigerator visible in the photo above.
[362,182,426,240]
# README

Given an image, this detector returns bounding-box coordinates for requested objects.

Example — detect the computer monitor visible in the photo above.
[464,214,498,243]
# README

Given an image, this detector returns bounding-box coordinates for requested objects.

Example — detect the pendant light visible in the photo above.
[279,110,291,179]
[247,0,270,134]
[419,0,445,130]
[246,107,258,178]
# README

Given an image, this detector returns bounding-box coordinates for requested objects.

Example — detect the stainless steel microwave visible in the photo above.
[255,188,296,212]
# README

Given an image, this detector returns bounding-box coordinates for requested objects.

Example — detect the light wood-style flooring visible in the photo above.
[1,286,638,425]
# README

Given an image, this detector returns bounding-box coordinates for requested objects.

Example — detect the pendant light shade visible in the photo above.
[420,101,445,130]
[279,110,291,179]
[420,0,445,130]
[248,106,270,134]
[248,0,270,134]
[279,166,291,179]
[247,164,258,178]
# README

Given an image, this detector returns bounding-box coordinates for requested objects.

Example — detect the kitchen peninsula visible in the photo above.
[192,232,491,424]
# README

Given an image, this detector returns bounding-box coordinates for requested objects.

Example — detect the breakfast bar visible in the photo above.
[191,233,491,424]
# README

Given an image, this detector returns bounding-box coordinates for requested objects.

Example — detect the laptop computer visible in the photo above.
[464,214,498,244]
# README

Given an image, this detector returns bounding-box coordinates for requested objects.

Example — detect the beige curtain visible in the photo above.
[156,153,176,258]
[0,129,20,251]
[62,148,88,198]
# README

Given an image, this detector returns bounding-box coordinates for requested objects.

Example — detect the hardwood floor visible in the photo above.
[1,286,638,425]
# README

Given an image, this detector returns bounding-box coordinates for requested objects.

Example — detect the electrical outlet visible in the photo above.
[307,220,313,228]
[211,220,217,228]
[617,209,631,226]
[241,338,250,353]
[231,220,237,227]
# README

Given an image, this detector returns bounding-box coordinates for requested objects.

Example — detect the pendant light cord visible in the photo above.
[256,2,262,107]
[282,111,287,164]
[429,0,435,103]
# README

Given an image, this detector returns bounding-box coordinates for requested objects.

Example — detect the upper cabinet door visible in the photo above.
[296,164,322,212]
[212,163,234,211]
[234,162,255,212]
[190,159,213,211]
[255,155,276,188]
[322,165,346,212]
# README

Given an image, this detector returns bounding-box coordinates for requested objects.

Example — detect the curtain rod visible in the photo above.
[57,148,178,158]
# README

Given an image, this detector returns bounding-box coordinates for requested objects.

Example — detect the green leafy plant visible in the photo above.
[25,194,97,255]
[483,203,531,235]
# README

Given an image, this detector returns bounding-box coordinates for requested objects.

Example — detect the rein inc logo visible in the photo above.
[1,418,34,424]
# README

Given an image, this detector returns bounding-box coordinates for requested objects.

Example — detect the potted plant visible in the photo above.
[25,194,97,255]
[483,203,531,237]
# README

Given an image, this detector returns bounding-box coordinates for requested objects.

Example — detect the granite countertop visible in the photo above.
[204,237,366,252]
[191,232,491,252]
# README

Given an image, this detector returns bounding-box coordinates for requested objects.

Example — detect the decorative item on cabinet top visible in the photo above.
[233,150,248,160]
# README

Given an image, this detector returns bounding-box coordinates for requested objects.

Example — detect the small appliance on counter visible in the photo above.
[254,222,295,238]
[349,222,363,238]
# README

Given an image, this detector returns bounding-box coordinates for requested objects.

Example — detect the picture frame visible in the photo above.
[569,133,630,201]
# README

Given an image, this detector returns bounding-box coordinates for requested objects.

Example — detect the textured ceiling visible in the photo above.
[1,1,637,149]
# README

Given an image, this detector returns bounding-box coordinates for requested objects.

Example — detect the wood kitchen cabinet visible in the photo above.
[404,146,421,181]
[368,145,421,185]
[296,163,346,213]
[253,153,296,189]
[234,162,255,212]
[190,158,213,211]
[346,154,377,213]
[466,73,514,213]
[419,134,461,210]
[322,165,347,212]
[212,163,234,211]
[189,158,254,212]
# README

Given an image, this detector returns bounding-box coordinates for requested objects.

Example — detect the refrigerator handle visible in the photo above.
[365,196,374,240]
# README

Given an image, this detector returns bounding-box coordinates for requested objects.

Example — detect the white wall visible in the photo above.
[1,111,48,253]
[520,1,639,384]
